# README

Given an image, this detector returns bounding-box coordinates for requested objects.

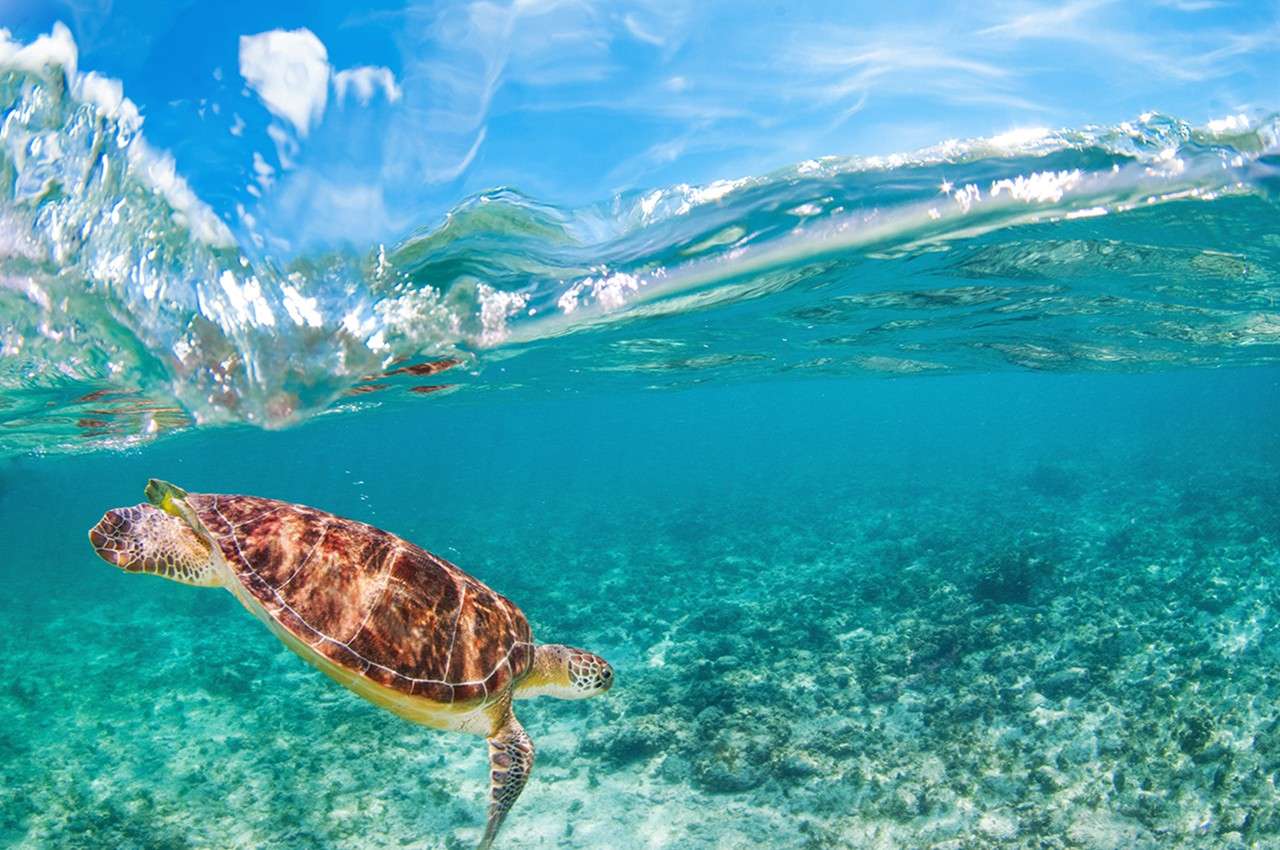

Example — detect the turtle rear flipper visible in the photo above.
[89,504,220,587]
[479,707,534,850]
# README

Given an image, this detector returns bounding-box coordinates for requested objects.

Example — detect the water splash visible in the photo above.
[1,26,1277,455]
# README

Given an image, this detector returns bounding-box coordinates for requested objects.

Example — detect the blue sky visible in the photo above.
[4,0,1277,251]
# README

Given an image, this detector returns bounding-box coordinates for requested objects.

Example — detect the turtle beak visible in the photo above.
[89,509,133,569]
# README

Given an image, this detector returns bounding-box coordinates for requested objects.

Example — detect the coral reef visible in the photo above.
[2,457,1277,848]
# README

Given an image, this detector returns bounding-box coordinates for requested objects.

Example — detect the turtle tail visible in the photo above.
[89,503,220,587]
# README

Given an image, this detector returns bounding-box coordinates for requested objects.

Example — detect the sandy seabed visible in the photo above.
[3,458,1278,849]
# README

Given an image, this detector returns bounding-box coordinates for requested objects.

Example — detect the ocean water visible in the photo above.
[4,24,1280,850]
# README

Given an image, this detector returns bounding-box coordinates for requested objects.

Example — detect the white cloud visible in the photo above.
[623,13,665,46]
[239,29,403,162]
[383,0,613,183]
[1153,0,1223,10]
[804,43,1011,97]
[266,173,402,247]
[775,27,1042,119]
[333,66,402,105]
[234,26,410,248]
[978,0,1114,40]
[968,0,1280,86]
[238,28,330,136]
[266,124,300,170]
[251,151,275,190]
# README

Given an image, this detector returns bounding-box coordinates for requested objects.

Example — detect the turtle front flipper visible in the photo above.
[89,503,221,587]
[478,705,534,850]
[145,478,189,517]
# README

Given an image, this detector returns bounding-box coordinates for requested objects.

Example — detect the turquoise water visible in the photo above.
[4,372,1280,848]
[4,29,1280,850]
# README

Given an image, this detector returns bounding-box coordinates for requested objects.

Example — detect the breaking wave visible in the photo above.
[1,25,1278,454]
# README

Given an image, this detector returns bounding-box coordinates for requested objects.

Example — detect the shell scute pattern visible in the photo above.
[188,494,533,704]
[345,551,463,694]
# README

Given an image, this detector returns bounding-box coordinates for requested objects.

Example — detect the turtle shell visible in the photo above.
[186,493,533,705]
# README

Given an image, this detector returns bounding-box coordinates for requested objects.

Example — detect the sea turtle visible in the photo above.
[88,479,614,849]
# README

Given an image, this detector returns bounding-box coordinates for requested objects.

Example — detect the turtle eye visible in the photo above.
[566,650,613,694]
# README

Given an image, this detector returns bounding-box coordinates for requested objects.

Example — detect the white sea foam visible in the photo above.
[0,24,233,247]
[1,22,1278,451]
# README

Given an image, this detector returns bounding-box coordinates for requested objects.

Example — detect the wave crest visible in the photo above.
[1,26,1277,454]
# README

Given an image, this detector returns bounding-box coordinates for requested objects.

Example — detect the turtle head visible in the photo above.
[517,644,614,700]
[566,648,614,696]
[89,502,221,587]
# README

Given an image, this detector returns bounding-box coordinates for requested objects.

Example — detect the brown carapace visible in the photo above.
[190,492,535,705]
[88,480,614,850]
